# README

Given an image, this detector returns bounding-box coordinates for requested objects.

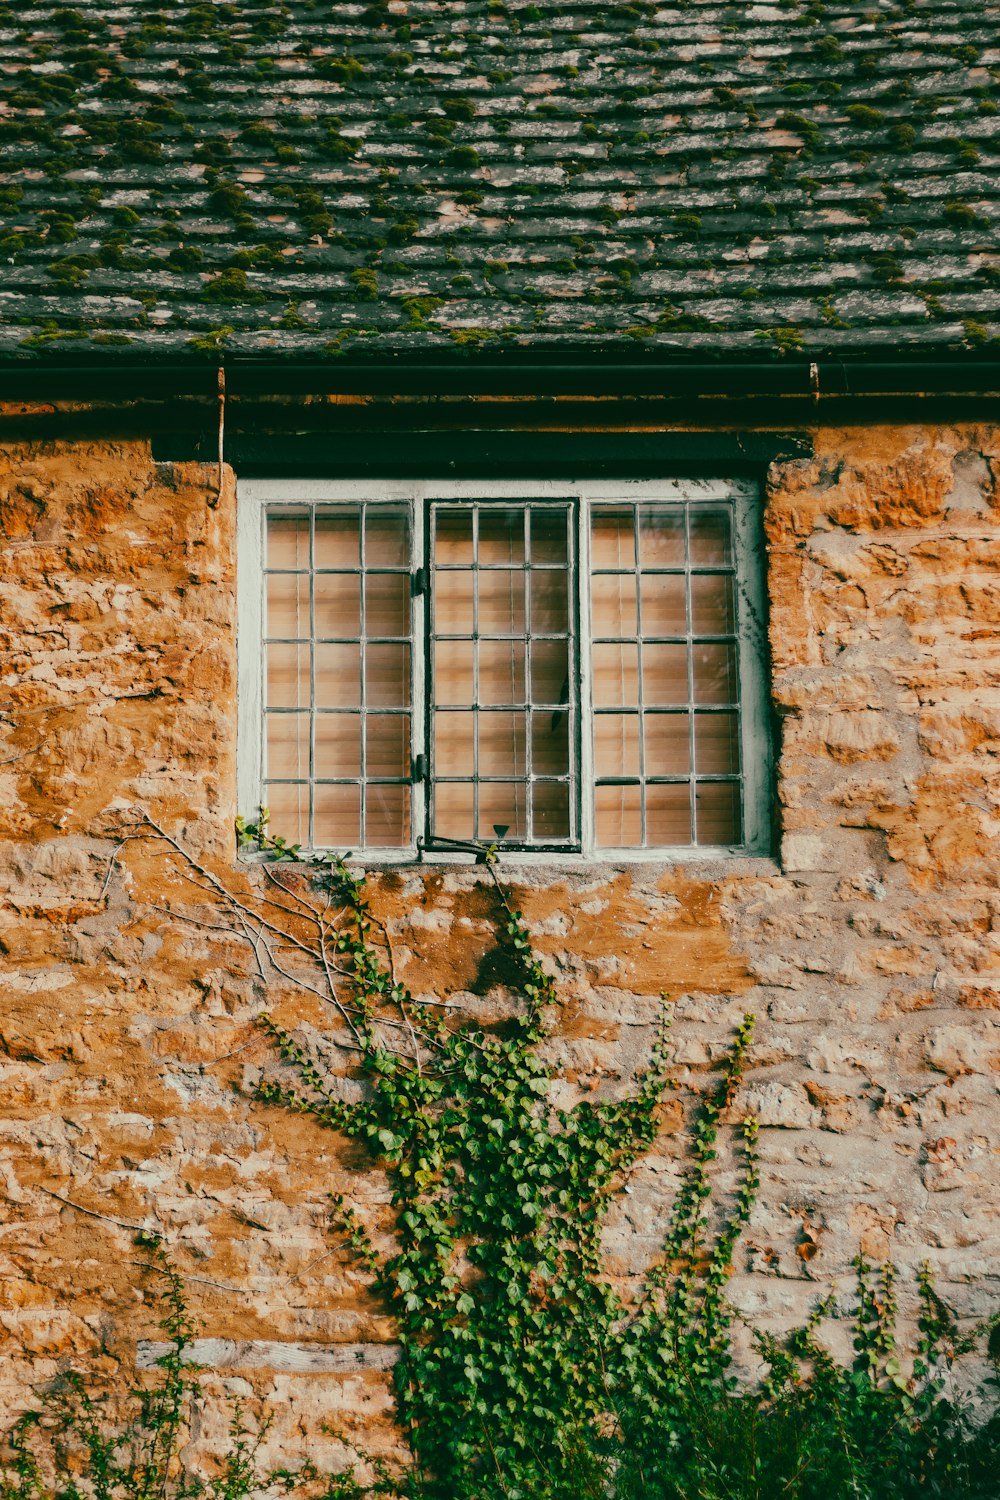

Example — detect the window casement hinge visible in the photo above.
[411,753,427,783]
[411,566,428,596]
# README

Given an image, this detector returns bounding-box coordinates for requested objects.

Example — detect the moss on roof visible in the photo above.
[0,0,997,361]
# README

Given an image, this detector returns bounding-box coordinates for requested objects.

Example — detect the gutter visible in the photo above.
[0,355,998,403]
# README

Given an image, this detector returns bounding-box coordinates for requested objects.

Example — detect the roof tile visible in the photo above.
[0,0,997,362]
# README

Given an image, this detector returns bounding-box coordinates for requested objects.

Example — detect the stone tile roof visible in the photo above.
[0,0,997,365]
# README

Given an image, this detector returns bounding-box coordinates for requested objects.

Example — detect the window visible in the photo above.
[237,480,770,858]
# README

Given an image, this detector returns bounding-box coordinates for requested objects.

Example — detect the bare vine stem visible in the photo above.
[101,812,448,1070]
[40,1186,149,1234]
[107,813,373,1052]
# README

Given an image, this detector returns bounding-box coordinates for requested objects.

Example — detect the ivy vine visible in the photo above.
[240,816,758,1497]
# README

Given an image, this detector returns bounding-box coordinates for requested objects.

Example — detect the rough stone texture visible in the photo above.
[2,423,1000,1464]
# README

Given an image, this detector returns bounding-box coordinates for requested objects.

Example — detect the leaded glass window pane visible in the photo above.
[589,501,743,849]
[263,504,412,849]
[429,501,577,848]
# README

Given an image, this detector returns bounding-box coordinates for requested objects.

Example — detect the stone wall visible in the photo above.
[1,423,998,1463]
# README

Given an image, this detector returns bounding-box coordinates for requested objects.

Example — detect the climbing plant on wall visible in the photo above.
[233,813,758,1497]
[5,812,998,1500]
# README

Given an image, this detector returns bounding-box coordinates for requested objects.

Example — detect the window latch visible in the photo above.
[412,753,427,782]
[411,566,427,596]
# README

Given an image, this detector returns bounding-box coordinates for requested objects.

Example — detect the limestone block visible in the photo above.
[819,711,901,764]
[922,1024,1000,1076]
[137,1339,399,1372]
[780,833,831,872]
[740,1080,821,1129]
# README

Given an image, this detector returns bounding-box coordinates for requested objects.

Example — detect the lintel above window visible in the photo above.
[237,479,771,860]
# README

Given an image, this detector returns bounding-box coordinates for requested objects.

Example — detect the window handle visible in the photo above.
[411,566,427,596]
[412,754,427,782]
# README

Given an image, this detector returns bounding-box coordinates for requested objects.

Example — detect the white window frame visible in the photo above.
[237,477,771,863]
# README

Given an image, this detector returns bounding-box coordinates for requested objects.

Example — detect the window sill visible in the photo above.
[238,846,781,880]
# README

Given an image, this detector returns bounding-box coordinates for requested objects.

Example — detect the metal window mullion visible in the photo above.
[245,496,266,819]
[308,505,316,848]
[685,504,698,845]
[420,492,432,848]
[524,506,532,843]
[633,503,647,846]
[411,491,424,851]
[728,540,743,852]
[730,502,746,844]
[579,496,595,856]
[568,497,580,846]
[359,501,367,851]
[472,505,480,840]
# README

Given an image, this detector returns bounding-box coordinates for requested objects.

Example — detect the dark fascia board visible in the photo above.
[155,427,813,475]
[1,352,999,403]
